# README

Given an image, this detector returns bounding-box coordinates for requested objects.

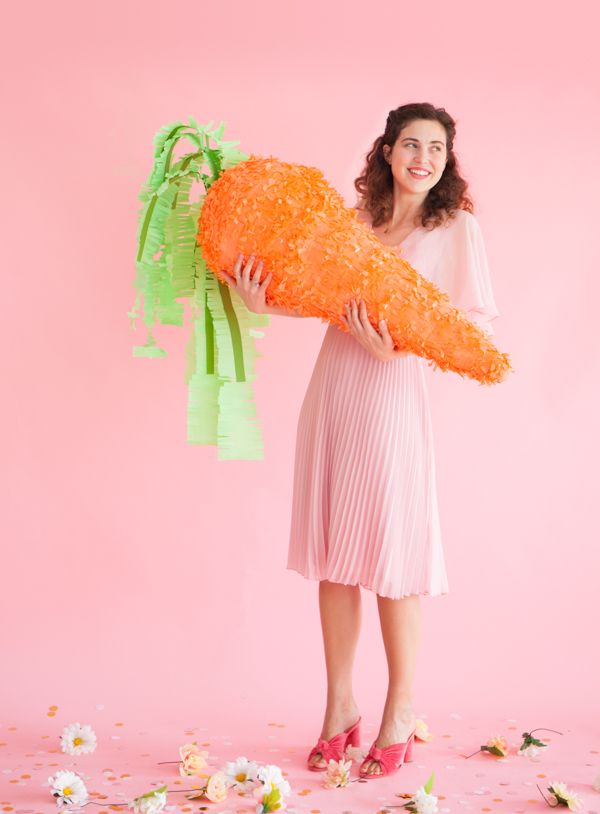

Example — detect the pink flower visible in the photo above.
[322,758,352,789]
[205,771,228,803]
[415,719,434,743]
[179,744,209,777]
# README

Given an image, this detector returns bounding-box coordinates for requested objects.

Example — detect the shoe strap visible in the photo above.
[365,742,407,773]
[309,732,346,763]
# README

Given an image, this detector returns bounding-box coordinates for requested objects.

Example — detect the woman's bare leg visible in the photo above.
[361,594,421,776]
[308,580,362,769]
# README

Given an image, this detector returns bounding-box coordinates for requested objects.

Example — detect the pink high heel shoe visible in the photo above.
[359,727,415,778]
[307,717,361,771]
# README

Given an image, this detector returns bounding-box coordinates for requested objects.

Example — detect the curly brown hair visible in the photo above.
[354,102,474,230]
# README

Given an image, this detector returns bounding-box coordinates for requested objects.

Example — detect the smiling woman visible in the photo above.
[355,102,473,235]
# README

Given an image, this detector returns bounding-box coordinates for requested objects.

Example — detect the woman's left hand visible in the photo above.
[341,299,409,362]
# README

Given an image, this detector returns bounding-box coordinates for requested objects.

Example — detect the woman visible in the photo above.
[222,103,499,778]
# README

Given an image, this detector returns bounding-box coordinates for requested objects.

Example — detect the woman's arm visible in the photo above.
[220,254,306,318]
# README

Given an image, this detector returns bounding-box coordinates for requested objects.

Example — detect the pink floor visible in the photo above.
[3,705,598,814]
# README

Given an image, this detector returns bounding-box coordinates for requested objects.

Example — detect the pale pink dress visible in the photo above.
[287,209,499,599]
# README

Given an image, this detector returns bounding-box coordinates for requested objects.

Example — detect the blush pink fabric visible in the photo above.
[287,209,499,599]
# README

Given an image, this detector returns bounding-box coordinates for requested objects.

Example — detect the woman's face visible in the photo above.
[383,119,448,197]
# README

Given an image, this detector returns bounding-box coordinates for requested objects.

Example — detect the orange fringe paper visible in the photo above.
[199,156,512,385]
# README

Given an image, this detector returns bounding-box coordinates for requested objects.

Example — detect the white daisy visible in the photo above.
[518,742,547,758]
[60,723,97,756]
[221,756,259,791]
[256,765,290,798]
[49,770,89,807]
[411,787,439,814]
[127,791,167,814]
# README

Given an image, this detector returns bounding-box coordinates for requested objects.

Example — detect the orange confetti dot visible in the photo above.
[3,808,14,811]
[108,777,117,781]
[529,801,538,804]
[537,774,546,778]
[141,754,150,757]
[268,723,276,726]
[508,727,517,730]
[41,736,50,739]
[173,781,182,785]
[302,789,312,793]
[438,797,446,801]
[288,750,296,753]
[8,728,16,731]
[482,809,492,812]
[47,713,55,717]
[281,771,288,776]
[120,775,130,779]
[493,799,502,802]
[442,734,451,738]
[202,743,210,747]
[0,743,6,746]
[49,706,58,711]
[21,775,31,779]
[34,764,43,767]
[277,725,285,728]
[182,809,191,812]
[591,750,599,754]
[310,810,321,813]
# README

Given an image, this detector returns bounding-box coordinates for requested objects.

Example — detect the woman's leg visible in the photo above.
[361,594,421,776]
[308,580,362,769]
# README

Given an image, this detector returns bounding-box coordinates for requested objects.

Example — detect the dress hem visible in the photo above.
[286,564,449,600]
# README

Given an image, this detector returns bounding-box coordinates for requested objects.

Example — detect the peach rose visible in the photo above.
[415,719,434,743]
[205,771,228,803]
[486,735,509,757]
[179,744,209,777]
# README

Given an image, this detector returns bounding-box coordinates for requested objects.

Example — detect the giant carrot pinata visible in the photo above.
[131,118,512,461]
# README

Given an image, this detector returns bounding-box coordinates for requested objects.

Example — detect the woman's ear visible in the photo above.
[382,145,391,164]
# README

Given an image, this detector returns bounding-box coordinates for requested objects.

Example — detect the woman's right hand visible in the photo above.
[220,254,273,314]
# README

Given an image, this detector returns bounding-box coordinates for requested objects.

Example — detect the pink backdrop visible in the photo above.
[1,0,599,742]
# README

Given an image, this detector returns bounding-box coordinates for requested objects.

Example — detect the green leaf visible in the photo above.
[424,771,435,794]
[137,786,167,800]
[262,788,281,812]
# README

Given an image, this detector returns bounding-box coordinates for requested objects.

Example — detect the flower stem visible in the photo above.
[529,729,563,737]
[537,784,553,807]
[464,749,482,759]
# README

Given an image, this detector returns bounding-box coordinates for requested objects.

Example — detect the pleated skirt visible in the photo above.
[287,326,449,599]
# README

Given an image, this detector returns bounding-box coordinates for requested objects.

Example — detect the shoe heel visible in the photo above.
[404,733,415,763]
[346,721,361,749]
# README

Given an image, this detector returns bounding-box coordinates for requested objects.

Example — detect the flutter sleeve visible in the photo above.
[434,210,499,335]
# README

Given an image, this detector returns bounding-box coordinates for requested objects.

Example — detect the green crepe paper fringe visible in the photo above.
[130,118,270,459]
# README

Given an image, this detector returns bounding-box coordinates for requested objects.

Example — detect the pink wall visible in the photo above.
[1,0,598,732]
